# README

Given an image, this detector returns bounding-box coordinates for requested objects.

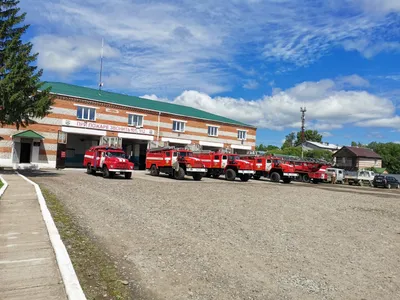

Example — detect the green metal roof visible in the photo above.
[41,82,255,128]
[13,130,44,139]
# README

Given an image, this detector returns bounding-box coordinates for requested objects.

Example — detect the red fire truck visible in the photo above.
[270,154,330,184]
[146,147,207,180]
[193,151,255,182]
[292,160,329,183]
[240,154,298,183]
[83,145,134,179]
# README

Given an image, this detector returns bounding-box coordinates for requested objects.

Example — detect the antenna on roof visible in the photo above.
[99,38,104,91]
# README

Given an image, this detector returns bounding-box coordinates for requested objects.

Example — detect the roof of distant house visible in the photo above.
[304,141,341,150]
[334,146,381,159]
[40,82,255,128]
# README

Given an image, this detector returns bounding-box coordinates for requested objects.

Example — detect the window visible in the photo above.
[208,126,218,137]
[237,130,247,140]
[222,155,227,160]
[128,114,144,127]
[172,120,185,132]
[77,106,96,121]
[214,155,219,160]
[165,152,170,157]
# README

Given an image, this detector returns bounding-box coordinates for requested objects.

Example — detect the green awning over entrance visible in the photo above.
[12,130,44,139]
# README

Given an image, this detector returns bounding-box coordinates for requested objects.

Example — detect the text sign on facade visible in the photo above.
[62,119,154,135]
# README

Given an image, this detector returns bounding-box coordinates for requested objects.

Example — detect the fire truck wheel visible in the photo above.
[192,173,202,181]
[150,165,159,176]
[240,174,250,182]
[125,172,132,179]
[302,174,310,183]
[102,166,110,178]
[86,164,93,174]
[253,175,261,180]
[225,169,236,181]
[174,167,185,180]
[270,172,281,183]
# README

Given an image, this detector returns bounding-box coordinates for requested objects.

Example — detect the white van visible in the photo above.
[326,168,344,184]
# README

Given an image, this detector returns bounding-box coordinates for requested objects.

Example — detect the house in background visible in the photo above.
[302,141,341,152]
[333,146,382,171]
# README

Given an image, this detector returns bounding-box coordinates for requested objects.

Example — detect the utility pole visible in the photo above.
[300,106,307,158]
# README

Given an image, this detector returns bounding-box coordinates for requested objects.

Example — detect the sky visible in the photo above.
[20,0,400,146]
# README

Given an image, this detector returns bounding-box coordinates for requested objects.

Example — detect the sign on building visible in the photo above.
[100,136,122,148]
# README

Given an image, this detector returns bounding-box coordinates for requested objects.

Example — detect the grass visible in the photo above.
[41,188,133,300]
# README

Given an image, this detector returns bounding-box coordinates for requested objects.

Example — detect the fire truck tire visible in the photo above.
[225,169,236,181]
[174,167,185,180]
[240,174,250,182]
[270,172,281,183]
[252,175,261,180]
[192,173,202,181]
[102,166,110,178]
[125,172,132,179]
[86,164,95,175]
[302,174,310,183]
[150,165,159,176]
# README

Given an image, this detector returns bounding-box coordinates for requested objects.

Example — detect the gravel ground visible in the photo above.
[26,169,400,300]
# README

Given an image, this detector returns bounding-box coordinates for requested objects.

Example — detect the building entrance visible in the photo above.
[122,140,149,170]
[20,142,31,163]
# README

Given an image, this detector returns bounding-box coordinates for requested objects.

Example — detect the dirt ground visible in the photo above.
[27,169,400,300]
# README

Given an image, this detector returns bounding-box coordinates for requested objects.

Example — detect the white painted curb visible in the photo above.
[17,172,86,300]
[0,175,9,197]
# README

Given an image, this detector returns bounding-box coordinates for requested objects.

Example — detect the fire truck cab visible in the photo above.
[83,145,134,179]
[240,154,298,183]
[193,151,254,182]
[145,146,207,180]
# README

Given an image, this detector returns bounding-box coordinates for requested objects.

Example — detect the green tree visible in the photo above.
[282,132,296,149]
[295,130,322,145]
[0,0,52,129]
[367,142,400,174]
[351,141,364,147]
[304,149,333,162]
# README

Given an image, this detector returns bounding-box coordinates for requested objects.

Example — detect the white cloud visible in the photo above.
[321,132,333,137]
[31,35,119,74]
[243,80,259,90]
[356,116,400,128]
[23,0,400,93]
[140,94,169,102]
[336,75,370,88]
[169,78,396,130]
[354,0,400,14]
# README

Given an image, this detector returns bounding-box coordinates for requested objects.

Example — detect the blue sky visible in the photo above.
[21,0,400,146]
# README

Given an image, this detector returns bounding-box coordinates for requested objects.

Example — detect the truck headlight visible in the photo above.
[187,164,192,168]
[130,166,133,169]
[110,164,114,168]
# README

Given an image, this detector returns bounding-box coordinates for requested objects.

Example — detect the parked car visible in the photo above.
[373,175,400,189]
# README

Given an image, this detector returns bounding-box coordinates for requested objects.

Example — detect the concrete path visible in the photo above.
[0,174,67,300]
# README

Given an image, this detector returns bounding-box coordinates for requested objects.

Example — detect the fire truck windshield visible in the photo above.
[228,155,240,161]
[178,152,193,157]
[106,151,126,158]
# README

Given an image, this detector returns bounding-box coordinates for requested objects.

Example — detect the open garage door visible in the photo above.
[65,133,100,167]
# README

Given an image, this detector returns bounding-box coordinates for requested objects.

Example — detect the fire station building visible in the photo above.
[0,82,257,170]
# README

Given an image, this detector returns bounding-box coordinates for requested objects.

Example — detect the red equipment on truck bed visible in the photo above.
[240,154,298,183]
[193,151,254,182]
[146,146,206,180]
[83,145,134,179]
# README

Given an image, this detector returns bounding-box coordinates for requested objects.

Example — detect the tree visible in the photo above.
[366,142,400,174]
[0,0,52,129]
[295,130,322,146]
[282,132,296,149]
[304,149,333,162]
[351,141,364,147]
